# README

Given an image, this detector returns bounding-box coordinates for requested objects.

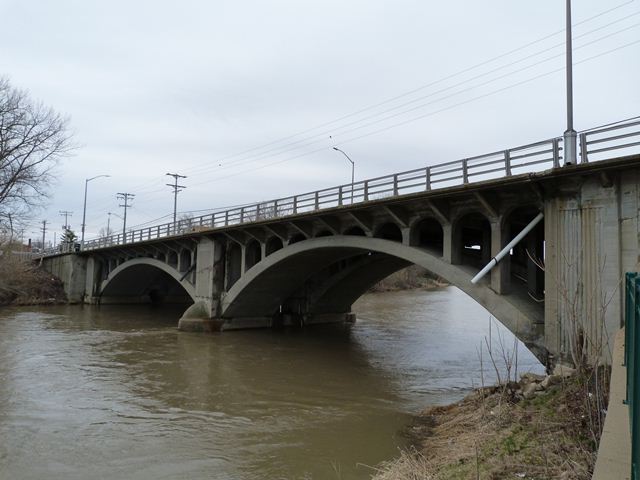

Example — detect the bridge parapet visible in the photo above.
[78,117,639,252]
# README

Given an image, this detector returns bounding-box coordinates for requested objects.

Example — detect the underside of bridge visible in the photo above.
[100,262,194,306]
[207,235,546,360]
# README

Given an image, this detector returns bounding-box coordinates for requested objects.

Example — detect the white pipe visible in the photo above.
[471,212,544,284]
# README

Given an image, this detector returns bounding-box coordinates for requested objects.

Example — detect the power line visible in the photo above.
[81,2,638,212]
[83,30,640,232]
[81,7,640,231]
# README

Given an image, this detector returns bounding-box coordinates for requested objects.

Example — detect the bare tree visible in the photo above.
[0,77,73,227]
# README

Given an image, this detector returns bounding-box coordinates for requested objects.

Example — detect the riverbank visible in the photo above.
[372,367,608,480]
[370,265,448,292]
[0,257,66,305]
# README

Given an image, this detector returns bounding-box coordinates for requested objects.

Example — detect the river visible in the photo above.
[0,287,543,480]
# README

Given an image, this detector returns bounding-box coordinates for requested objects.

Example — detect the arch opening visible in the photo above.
[220,236,544,360]
[245,239,262,270]
[344,226,366,236]
[179,249,191,273]
[410,217,444,256]
[100,260,194,306]
[315,230,333,238]
[289,233,307,245]
[227,243,242,288]
[374,222,402,242]
[266,236,283,256]
[453,212,491,274]
[167,251,178,269]
[503,206,545,300]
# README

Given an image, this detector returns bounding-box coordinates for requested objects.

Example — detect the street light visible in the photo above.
[81,174,110,248]
[564,0,577,166]
[107,211,123,237]
[332,147,355,204]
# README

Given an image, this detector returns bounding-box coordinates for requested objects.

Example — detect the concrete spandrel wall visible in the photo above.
[545,168,640,365]
[41,254,87,303]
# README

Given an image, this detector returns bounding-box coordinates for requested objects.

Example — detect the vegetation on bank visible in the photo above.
[372,365,609,480]
[370,265,448,292]
[0,254,66,305]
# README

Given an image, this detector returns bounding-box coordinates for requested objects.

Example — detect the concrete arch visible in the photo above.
[100,257,196,302]
[221,236,544,356]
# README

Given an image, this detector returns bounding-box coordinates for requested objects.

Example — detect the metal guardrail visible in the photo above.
[77,117,640,252]
[625,272,640,480]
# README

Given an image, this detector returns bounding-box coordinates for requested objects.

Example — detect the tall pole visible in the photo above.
[564,0,577,166]
[166,173,187,231]
[59,210,73,230]
[81,174,110,249]
[116,192,134,241]
[40,220,47,256]
[332,147,355,204]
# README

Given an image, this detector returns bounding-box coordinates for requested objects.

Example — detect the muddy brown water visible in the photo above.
[0,288,543,479]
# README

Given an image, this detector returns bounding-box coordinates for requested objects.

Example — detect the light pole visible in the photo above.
[81,174,110,248]
[563,0,577,166]
[107,211,123,237]
[332,147,355,204]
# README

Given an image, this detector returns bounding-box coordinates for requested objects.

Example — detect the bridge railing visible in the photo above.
[81,116,640,252]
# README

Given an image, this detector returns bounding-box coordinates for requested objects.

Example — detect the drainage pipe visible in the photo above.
[470,212,544,284]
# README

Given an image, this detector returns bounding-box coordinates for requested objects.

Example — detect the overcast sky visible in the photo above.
[1,0,638,243]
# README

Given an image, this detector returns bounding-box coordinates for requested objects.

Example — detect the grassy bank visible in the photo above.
[372,367,609,480]
[0,255,66,305]
[370,265,448,292]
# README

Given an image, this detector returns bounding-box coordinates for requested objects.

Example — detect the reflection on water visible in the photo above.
[0,288,543,479]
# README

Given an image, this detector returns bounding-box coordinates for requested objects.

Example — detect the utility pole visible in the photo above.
[40,220,47,253]
[564,0,577,166]
[166,173,187,230]
[116,192,135,240]
[59,210,73,230]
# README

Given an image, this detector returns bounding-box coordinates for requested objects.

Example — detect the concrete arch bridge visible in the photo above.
[42,119,640,366]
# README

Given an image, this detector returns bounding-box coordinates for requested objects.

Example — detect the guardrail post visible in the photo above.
[338,187,343,206]
[579,133,588,164]
[552,139,560,168]
[314,191,319,210]
[256,203,261,220]
[364,180,369,201]
[225,211,229,226]
[293,196,298,214]
[462,159,469,184]
[393,174,399,196]
[274,199,279,217]
[425,167,431,191]
[240,207,245,223]
[504,150,512,176]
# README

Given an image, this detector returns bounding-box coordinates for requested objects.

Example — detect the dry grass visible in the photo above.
[372,372,607,480]
[0,253,66,305]
[370,266,448,292]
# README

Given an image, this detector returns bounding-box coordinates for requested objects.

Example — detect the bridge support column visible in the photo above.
[83,257,102,304]
[442,223,453,263]
[490,218,509,295]
[178,237,225,332]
